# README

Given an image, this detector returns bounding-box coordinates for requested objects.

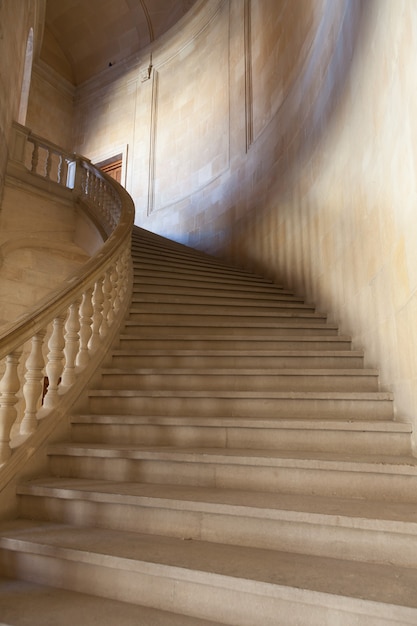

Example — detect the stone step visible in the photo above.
[110,348,365,369]
[16,479,417,567]
[117,334,353,351]
[132,272,292,292]
[126,311,328,326]
[1,521,416,625]
[122,321,339,337]
[87,389,394,420]
[46,444,417,501]
[129,300,316,315]
[97,367,380,392]
[132,281,295,298]
[0,575,225,626]
[131,239,259,278]
[131,287,301,303]
[70,415,411,455]
[132,254,272,282]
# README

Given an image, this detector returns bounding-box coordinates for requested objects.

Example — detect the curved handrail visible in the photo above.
[0,123,134,470]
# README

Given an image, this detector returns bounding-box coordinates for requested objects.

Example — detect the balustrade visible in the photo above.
[0,122,134,468]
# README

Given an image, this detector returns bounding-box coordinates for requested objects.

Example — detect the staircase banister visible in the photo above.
[0,125,135,478]
[0,182,134,360]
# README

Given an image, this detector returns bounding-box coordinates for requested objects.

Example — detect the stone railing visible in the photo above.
[0,123,134,473]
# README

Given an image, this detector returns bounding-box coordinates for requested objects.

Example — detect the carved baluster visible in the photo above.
[89,278,105,350]
[31,142,39,174]
[101,272,112,334]
[0,349,23,464]
[76,288,93,367]
[103,269,114,328]
[45,148,52,179]
[61,299,81,386]
[111,262,120,314]
[43,314,66,409]
[21,330,46,434]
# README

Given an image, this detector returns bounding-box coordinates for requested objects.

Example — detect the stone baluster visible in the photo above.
[57,155,69,186]
[43,314,66,409]
[61,300,81,387]
[103,269,114,328]
[0,349,23,464]
[76,288,93,367]
[45,148,52,179]
[101,272,112,337]
[111,261,120,314]
[30,141,39,174]
[89,279,104,352]
[21,330,47,435]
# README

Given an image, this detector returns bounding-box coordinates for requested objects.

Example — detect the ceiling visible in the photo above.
[41,0,198,85]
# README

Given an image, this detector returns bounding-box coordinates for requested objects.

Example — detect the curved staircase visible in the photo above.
[1,226,417,625]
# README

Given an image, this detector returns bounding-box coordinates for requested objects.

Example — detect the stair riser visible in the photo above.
[0,549,403,626]
[47,456,417,502]
[132,285,294,299]
[132,270,278,289]
[127,313,327,326]
[97,373,379,393]
[117,338,352,350]
[123,325,338,337]
[17,494,417,568]
[132,292,301,304]
[133,276,288,293]
[130,303,315,315]
[70,424,410,455]
[87,395,394,420]
[111,354,365,369]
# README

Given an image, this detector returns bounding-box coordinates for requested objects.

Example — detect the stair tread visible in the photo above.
[0,576,224,626]
[47,443,417,473]
[18,478,417,529]
[72,414,411,431]
[101,367,378,376]
[2,520,417,611]
[88,388,392,399]
[112,349,363,357]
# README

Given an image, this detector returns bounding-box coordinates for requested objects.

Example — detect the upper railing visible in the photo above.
[0,122,134,472]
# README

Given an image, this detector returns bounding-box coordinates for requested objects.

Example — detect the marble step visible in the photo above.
[117,334,353,351]
[131,253,271,281]
[0,576,225,626]
[16,479,417,567]
[132,260,278,286]
[132,272,292,292]
[122,321,339,337]
[87,389,394,420]
[132,281,295,298]
[131,288,303,303]
[70,415,411,455]
[46,444,417,501]
[1,521,416,625]
[97,367,380,392]
[126,311,328,327]
[110,348,365,369]
[129,300,316,314]
[131,239,258,276]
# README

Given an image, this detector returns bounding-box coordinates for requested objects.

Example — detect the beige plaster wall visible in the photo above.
[71,0,417,438]
[0,0,44,201]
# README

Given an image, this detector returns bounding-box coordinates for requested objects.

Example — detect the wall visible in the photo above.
[0,0,44,201]
[71,0,417,439]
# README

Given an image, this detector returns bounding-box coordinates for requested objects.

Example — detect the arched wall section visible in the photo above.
[72,0,417,435]
[0,0,45,202]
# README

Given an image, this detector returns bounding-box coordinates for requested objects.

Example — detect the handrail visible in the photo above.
[0,122,134,468]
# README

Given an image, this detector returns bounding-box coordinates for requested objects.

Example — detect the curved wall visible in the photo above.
[70,0,417,437]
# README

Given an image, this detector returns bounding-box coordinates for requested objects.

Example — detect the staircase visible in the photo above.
[1,226,417,625]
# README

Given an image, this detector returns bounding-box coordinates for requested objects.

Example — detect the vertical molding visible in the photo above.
[244,0,253,151]
[147,69,159,216]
